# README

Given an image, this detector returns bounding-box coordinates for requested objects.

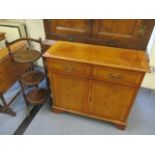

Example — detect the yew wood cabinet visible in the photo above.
[43,41,149,130]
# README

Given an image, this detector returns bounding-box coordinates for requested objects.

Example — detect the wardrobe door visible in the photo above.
[44,19,155,50]
[91,19,155,50]
[44,19,91,42]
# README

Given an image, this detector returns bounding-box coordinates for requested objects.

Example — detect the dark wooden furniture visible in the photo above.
[5,38,48,115]
[0,41,31,116]
[44,19,155,50]
[43,41,149,130]
[0,32,5,41]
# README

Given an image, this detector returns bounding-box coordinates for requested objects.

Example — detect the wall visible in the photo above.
[147,26,155,57]
[141,27,155,89]
[7,19,45,39]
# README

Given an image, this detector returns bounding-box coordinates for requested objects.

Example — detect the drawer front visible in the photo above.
[47,59,91,77]
[93,66,144,86]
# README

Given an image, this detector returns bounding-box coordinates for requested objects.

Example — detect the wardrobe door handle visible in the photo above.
[69,38,74,42]
[138,25,146,36]
[109,43,115,47]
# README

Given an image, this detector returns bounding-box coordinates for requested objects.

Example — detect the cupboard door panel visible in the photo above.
[89,80,137,122]
[46,19,91,38]
[49,73,90,112]
[91,19,154,50]
[92,19,141,39]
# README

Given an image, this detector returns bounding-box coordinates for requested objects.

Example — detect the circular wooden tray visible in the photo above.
[14,49,42,63]
[20,70,44,86]
[26,88,47,105]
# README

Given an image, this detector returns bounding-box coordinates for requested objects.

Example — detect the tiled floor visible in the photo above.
[0,82,27,134]
[24,88,155,135]
[0,81,155,135]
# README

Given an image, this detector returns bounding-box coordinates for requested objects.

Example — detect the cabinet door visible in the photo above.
[91,19,155,50]
[88,80,137,122]
[44,19,91,41]
[49,73,90,112]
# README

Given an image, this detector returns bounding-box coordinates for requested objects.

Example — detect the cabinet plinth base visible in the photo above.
[51,106,127,130]
[51,108,63,113]
[115,123,126,130]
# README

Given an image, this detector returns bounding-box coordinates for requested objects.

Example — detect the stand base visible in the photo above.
[0,105,16,116]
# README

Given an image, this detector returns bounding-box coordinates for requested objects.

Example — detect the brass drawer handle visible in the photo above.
[108,73,123,80]
[64,66,75,72]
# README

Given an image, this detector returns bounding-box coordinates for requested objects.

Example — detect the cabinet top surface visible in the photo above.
[43,41,150,72]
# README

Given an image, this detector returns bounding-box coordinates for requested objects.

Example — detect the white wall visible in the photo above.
[141,27,155,89]
[147,26,155,66]
[7,19,45,40]
[147,26,155,57]
[23,19,45,66]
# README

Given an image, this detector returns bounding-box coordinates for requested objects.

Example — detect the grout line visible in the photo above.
[13,104,43,135]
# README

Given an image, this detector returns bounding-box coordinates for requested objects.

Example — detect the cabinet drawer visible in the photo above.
[93,66,144,86]
[47,59,91,77]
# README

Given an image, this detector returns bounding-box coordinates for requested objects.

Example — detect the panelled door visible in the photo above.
[88,80,137,122]
[45,19,91,42]
[91,19,154,49]
[49,73,90,113]
[44,19,155,50]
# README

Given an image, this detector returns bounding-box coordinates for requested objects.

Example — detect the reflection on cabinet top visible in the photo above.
[43,41,150,72]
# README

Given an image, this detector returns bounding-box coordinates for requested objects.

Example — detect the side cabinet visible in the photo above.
[44,41,149,130]
[46,57,144,130]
